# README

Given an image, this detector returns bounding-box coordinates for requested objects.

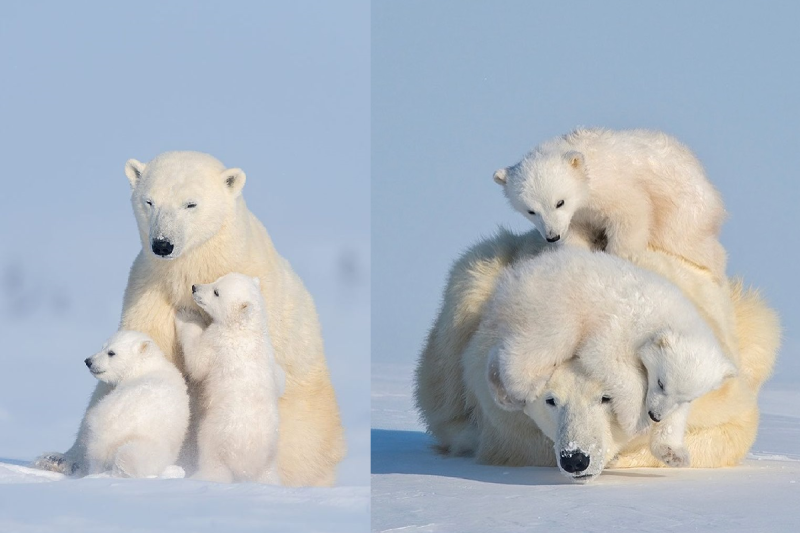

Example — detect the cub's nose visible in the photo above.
[151,239,174,257]
[546,235,561,243]
[560,450,590,473]
[191,285,197,294]
[649,410,661,422]
[84,358,93,369]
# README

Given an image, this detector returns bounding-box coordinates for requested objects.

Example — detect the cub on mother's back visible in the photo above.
[176,272,285,484]
[493,127,727,280]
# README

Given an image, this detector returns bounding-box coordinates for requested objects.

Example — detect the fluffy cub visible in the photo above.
[493,127,727,279]
[176,272,285,484]
[82,331,189,477]
[487,247,736,467]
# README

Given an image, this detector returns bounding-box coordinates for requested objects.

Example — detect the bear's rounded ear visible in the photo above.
[493,167,509,186]
[125,159,146,189]
[252,276,261,288]
[487,346,525,411]
[138,340,151,355]
[563,151,585,171]
[222,168,246,197]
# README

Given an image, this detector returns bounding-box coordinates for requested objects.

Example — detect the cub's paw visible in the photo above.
[652,442,690,468]
[175,308,206,337]
[33,452,80,475]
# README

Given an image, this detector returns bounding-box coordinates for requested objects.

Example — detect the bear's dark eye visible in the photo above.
[658,379,665,391]
[601,395,611,404]
[528,209,536,216]
[214,289,219,297]
[186,203,197,209]
[545,398,556,406]
[556,200,565,208]
[107,350,115,357]
[145,200,153,207]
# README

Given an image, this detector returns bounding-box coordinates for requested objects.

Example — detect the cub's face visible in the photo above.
[192,272,263,324]
[641,330,736,423]
[495,150,588,244]
[84,331,154,385]
[124,152,246,260]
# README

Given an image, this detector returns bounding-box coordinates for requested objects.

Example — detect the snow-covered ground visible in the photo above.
[371,362,800,533]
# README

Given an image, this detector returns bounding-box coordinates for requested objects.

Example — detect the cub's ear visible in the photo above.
[138,340,151,355]
[493,167,509,186]
[239,302,251,316]
[125,159,146,189]
[222,168,246,197]
[487,346,525,411]
[563,151,585,171]
[252,276,261,288]
[722,358,738,380]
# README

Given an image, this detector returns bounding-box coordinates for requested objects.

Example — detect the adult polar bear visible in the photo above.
[44,151,345,486]
[416,228,779,471]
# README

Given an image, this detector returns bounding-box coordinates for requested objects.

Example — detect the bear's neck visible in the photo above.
[145,201,279,310]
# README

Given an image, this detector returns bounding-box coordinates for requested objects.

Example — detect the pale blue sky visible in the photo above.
[372,1,799,383]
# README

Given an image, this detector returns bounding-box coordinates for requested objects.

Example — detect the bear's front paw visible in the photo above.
[175,308,206,337]
[33,452,79,475]
[652,442,690,468]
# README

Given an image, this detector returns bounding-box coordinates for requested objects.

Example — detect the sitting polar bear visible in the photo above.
[82,331,189,478]
[485,247,737,468]
[176,273,284,484]
[36,151,344,486]
[493,128,728,280]
[416,228,779,479]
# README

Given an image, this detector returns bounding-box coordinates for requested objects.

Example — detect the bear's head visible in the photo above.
[84,330,163,385]
[488,351,632,483]
[494,149,589,244]
[639,328,737,423]
[191,272,264,326]
[124,151,246,260]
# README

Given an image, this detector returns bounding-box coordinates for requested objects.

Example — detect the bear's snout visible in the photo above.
[649,410,661,422]
[84,358,93,369]
[559,450,590,474]
[151,239,174,257]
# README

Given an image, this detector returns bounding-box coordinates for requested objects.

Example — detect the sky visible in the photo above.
[0,0,370,486]
[372,0,800,384]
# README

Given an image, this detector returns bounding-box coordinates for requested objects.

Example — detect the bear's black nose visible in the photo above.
[649,410,661,422]
[84,358,93,368]
[192,284,197,294]
[560,450,590,473]
[547,235,561,243]
[151,239,174,257]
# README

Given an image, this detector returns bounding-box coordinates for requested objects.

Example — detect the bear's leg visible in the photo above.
[112,439,170,478]
[649,402,691,467]
[603,191,653,257]
[193,423,233,483]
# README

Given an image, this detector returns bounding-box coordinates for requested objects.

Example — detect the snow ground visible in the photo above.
[371,362,800,533]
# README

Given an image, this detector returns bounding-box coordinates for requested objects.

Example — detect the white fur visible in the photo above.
[494,127,727,279]
[176,273,284,484]
[37,151,344,486]
[486,247,736,469]
[81,331,189,478]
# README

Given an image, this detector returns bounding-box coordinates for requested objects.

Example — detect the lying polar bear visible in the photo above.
[416,228,779,479]
[82,331,189,478]
[176,273,285,484]
[486,247,737,467]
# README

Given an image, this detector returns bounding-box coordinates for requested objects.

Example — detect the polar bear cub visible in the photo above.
[176,272,285,484]
[82,331,189,477]
[493,127,727,280]
[487,247,737,467]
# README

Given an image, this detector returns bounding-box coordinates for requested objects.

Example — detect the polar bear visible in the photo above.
[81,331,189,478]
[493,128,728,280]
[416,228,779,476]
[35,151,344,486]
[486,247,737,467]
[176,273,284,484]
